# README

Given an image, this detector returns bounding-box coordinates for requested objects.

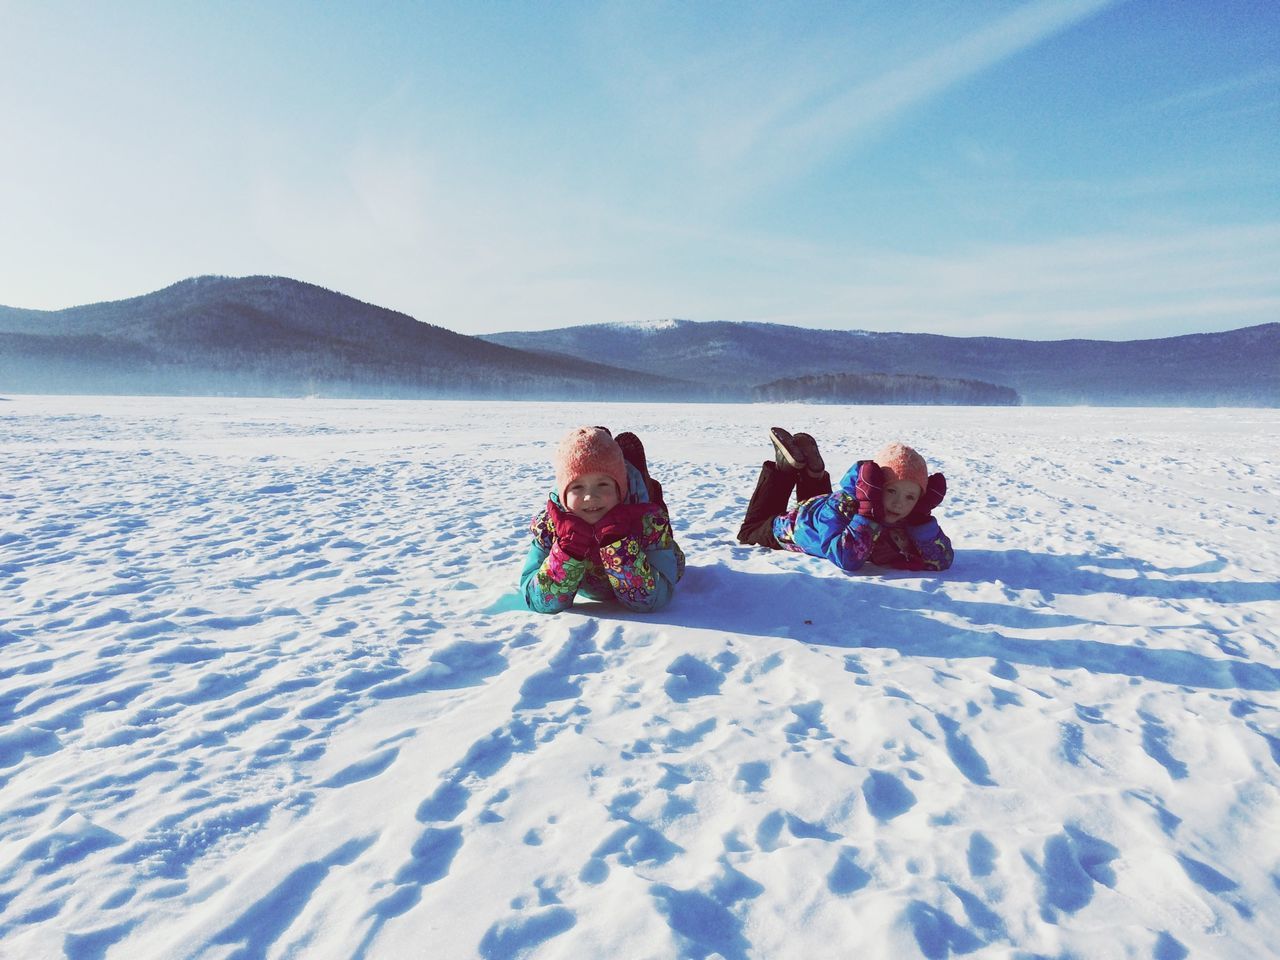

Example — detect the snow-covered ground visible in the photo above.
[2,396,1279,960]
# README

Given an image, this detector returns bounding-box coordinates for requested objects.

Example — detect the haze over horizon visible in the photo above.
[2,1,1277,341]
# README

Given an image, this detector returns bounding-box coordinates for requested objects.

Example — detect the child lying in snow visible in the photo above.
[521,426,684,614]
[736,428,953,574]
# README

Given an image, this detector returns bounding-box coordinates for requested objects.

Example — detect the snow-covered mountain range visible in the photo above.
[482,319,1280,406]
[0,276,684,400]
[3,275,1275,404]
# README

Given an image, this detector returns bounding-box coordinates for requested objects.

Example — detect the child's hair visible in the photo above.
[553,426,629,501]
[874,442,928,489]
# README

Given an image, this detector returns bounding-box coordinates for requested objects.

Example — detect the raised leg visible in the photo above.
[736,462,796,548]
[615,431,668,513]
[795,469,832,502]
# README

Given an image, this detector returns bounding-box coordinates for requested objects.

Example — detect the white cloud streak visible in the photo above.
[590,0,1119,199]
[755,0,1118,177]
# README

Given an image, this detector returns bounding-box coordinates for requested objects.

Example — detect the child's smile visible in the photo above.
[564,472,620,524]
[883,479,921,524]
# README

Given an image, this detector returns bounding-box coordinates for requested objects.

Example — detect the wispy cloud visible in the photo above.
[759,0,1118,175]
[590,0,1118,199]
[1148,65,1280,112]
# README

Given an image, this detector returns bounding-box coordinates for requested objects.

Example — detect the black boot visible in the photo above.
[769,427,805,473]
[737,462,796,548]
[615,431,648,478]
[792,432,825,477]
[616,431,667,513]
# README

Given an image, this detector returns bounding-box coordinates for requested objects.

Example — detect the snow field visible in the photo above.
[0,396,1278,959]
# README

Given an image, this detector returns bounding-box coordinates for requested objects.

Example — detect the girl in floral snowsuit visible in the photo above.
[521,426,684,614]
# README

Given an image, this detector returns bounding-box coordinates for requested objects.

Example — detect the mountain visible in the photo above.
[482,319,1280,406]
[5,278,1274,404]
[0,276,691,400]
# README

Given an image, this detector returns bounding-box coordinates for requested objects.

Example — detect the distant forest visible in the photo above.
[752,372,1020,406]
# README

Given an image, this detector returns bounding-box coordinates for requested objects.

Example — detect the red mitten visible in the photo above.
[854,461,886,522]
[546,499,596,560]
[904,472,947,526]
[594,502,650,547]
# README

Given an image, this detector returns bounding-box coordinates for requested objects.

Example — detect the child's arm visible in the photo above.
[596,504,683,612]
[820,464,885,573]
[519,506,590,614]
[828,512,881,572]
[900,518,954,571]
[894,473,953,571]
[776,487,880,574]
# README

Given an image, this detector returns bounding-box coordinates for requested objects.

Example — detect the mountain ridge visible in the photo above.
[0,275,690,400]
[3,276,1274,404]
[482,318,1279,405]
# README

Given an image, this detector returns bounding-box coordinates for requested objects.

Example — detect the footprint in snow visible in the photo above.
[579,788,684,885]
[370,641,506,699]
[210,836,373,958]
[905,900,984,958]
[755,809,840,852]
[1176,853,1252,919]
[11,811,124,881]
[393,826,463,888]
[318,747,399,788]
[733,761,770,793]
[417,779,470,823]
[967,832,998,879]
[784,701,830,743]
[1138,711,1189,780]
[1031,825,1119,920]
[478,906,576,960]
[516,633,604,711]
[861,770,917,822]
[948,882,1007,940]
[63,921,137,959]
[649,877,754,960]
[0,727,62,769]
[662,717,717,751]
[416,719,544,825]
[936,715,996,786]
[663,654,725,703]
[1153,931,1191,960]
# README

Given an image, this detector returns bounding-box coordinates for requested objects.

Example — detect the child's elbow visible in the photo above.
[925,543,955,571]
[618,582,675,613]
[521,580,573,614]
[622,594,665,614]
[524,597,567,614]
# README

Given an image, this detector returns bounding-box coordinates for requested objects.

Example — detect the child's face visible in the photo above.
[883,479,921,524]
[564,471,620,524]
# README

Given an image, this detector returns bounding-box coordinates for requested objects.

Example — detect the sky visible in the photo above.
[1,0,1277,340]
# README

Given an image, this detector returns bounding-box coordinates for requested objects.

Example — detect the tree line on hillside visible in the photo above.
[751,372,1020,406]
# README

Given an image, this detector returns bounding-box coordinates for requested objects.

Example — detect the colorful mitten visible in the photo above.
[546,499,596,560]
[594,502,649,547]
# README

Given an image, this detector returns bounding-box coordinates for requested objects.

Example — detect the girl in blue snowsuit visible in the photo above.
[737,428,953,573]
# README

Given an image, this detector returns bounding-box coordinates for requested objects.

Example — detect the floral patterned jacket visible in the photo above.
[520,463,685,614]
[773,461,954,574]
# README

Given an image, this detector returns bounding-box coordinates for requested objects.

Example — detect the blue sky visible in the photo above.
[1,0,1276,339]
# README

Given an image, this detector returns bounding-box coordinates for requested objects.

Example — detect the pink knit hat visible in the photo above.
[553,426,629,502]
[874,442,928,491]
